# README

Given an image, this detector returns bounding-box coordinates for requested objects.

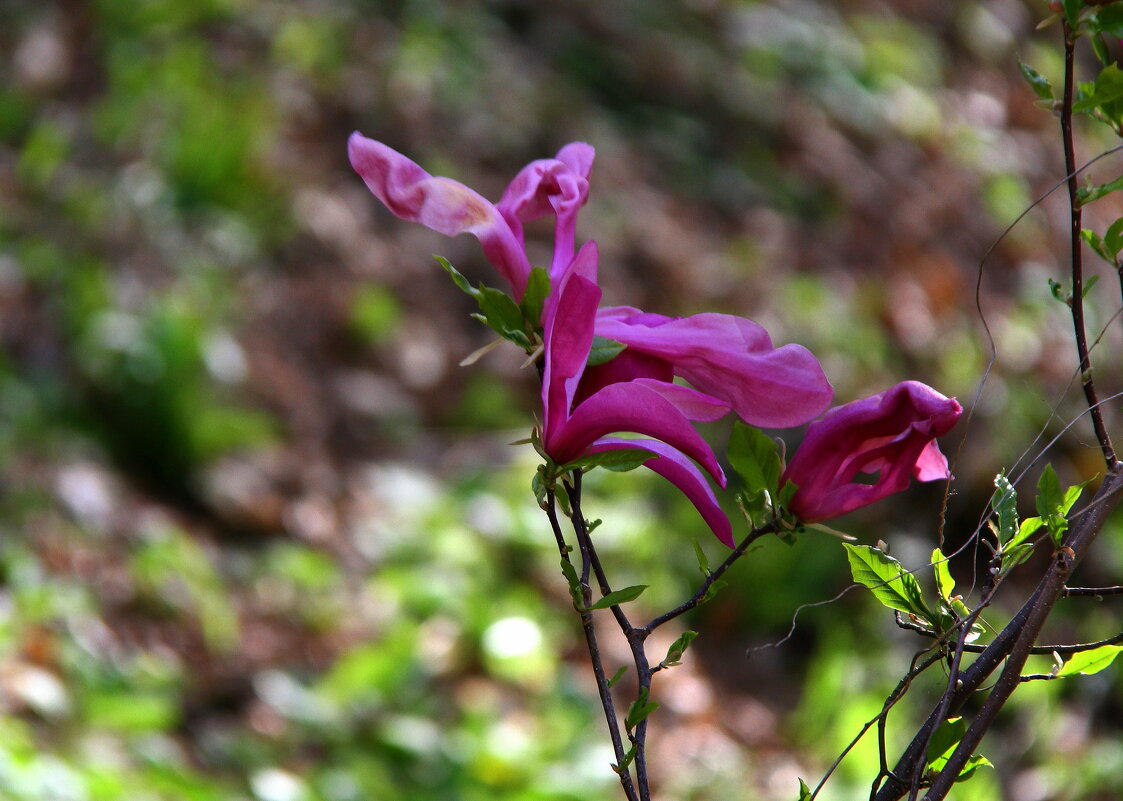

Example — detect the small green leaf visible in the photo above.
[1055,644,1123,677]
[624,688,660,731]
[587,335,627,366]
[435,255,480,298]
[558,448,653,475]
[728,422,783,499]
[519,267,550,327]
[1048,277,1068,303]
[1105,216,1123,256]
[1083,274,1101,298]
[560,558,585,611]
[1019,61,1054,101]
[932,548,955,603]
[1076,175,1123,207]
[607,665,628,688]
[701,578,727,604]
[1096,3,1123,37]
[693,540,711,576]
[991,473,1019,544]
[590,584,649,610]
[1001,516,1042,573]
[1062,0,1082,28]
[957,753,993,783]
[926,717,967,773]
[612,744,638,773]
[778,479,799,510]
[844,544,934,623]
[796,778,813,801]
[1081,229,1113,263]
[661,631,698,667]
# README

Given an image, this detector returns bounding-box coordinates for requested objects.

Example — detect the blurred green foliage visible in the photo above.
[1,0,1122,799]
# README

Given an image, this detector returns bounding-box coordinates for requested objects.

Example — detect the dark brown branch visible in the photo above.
[1063,585,1123,597]
[1060,22,1116,466]
[545,488,640,801]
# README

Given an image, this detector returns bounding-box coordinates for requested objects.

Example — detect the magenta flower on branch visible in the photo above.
[541,245,737,546]
[593,307,834,428]
[782,381,963,523]
[348,133,594,301]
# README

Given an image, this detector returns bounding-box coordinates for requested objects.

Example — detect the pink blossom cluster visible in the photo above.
[348,134,962,544]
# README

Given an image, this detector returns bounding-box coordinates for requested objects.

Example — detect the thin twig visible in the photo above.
[1060,22,1116,466]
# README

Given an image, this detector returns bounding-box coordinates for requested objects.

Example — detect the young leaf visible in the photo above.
[1055,644,1123,677]
[1048,277,1067,304]
[560,558,586,611]
[1077,175,1123,207]
[558,448,653,475]
[1096,3,1123,37]
[701,578,728,604]
[519,266,550,328]
[844,544,934,623]
[727,422,783,499]
[693,540,711,576]
[589,584,649,610]
[587,335,627,366]
[796,778,813,801]
[991,473,1019,544]
[1105,216,1123,256]
[1062,0,1081,28]
[607,665,628,688]
[624,687,660,731]
[926,716,967,773]
[1019,61,1054,101]
[1081,229,1114,264]
[931,548,955,603]
[1001,516,1042,573]
[661,630,699,668]
[435,255,480,298]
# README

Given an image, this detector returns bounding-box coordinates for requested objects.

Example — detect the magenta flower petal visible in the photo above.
[588,438,734,547]
[782,381,963,523]
[595,311,833,428]
[348,133,532,298]
[541,253,601,438]
[628,378,731,422]
[548,381,726,485]
[498,143,595,278]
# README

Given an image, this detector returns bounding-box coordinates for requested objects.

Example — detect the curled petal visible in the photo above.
[541,261,601,439]
[783,381,962,523]
[348,132,531,297]
[546,381,726,485]
[595,312,833,428]
[588,438,734,547]
[499,143,595,278]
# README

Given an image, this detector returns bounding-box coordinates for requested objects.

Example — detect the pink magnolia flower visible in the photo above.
[542,244,735,546]
[592,307,834,429]
[348,133,594,300]
[782,381,963,523]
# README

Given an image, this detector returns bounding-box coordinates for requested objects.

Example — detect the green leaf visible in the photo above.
[435,255,480,298]
[693,540,711,576]
[1074,64,1123,131]
[476,285,530,342]
[926,716,967,773]
[1082,229,1113,264]
[727,422,782,500]
[589,584,649,610]
[991,473,1019,544]
[1105,216,1123,256]
[1095,3,1123,37]
[1092,32,1111,66]
[844,544,934,623]
[701,578,727,604]
[1083,274,1101,298]
[1001,515,1042,573]
[624,687,660,731]
[607,665,628,688]
[587,335,626,366]
[957,753,993,783]
[797,778,813,801]
[1019,61,1054,101]
[558,448,653,475]
[661,630,698,667]
[560,558,585,611]
[519,266,550,328]
[1062,0,1082,28]
[1076,175,1123,207]
[1055,644,1123,677]
[931,548,955,603]
[1048,277,1067,303]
